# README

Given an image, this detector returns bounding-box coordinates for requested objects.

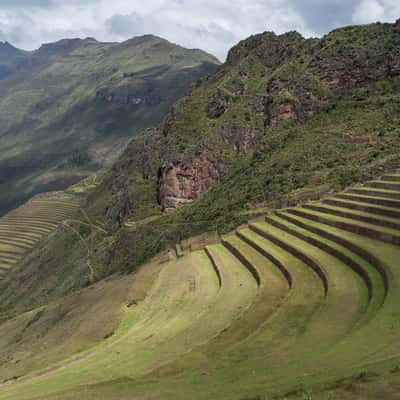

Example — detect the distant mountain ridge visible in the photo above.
[0,41,28,79]
[0,34,220,215]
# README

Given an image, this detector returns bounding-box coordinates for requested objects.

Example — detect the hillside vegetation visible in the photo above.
[0,35,219,215]
[0,171,399,399]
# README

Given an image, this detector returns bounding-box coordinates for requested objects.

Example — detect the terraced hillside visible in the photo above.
[0,171,399,399]
[0,193,79,280]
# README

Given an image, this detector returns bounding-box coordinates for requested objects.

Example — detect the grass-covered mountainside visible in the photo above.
[0,35,219,215]
[1,19,400,400]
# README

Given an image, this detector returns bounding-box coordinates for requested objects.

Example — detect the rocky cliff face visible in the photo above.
[159,152,222,212]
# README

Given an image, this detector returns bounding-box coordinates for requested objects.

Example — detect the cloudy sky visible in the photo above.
[0,0,399,60]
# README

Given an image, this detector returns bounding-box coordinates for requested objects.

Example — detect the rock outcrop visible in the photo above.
[158,152,222,212]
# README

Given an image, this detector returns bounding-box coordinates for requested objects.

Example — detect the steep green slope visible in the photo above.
[0,35,219,215]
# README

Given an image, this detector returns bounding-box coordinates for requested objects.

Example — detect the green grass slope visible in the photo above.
[0,170,399,399]
[0,35,219,215]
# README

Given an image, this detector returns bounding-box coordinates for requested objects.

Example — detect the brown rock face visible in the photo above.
[158,152,221,212]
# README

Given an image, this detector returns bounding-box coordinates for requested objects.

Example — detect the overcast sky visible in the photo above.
[0,0,399,60]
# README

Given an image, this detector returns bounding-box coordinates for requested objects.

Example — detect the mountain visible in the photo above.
[87,20,400,233]
[0,35,220,215]
[0,20,400,400]
[0,41,28,79]
[1,19,399,311]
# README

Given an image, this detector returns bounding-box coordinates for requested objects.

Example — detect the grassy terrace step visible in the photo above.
[231,228,328,358]
[276,211,388,301]
[203,248,222,287]
[1,215,61,223]
[348,187,400,200]
[254,216,370,345]
[323,197,400,219]
[6,208,74,217]
[6,208,73,216]
[0,193,79,277]
[303,203,400,231]
[0,219,58,228]
[208,235,289,349]
[3,213,70,222]
[381,173,400,182]
[0,227,51,238]
[0,254,19,263]
[287,207,400,245]
[368,180,400,191]
[0,250,22,257]
[223,234,290,292]
[221,238,261,286]
[0,233,38,243]
[0,229,43,240]
[235,230,293,287]
[0,250,257,398]
[0,225,51,235]
[0,241,30,252]
[0,261,12,268]
[218,224,367,386]
[272,211,400,368]
[248,222,329,295]
[334,193,400,209]
[0,236,36,247]
[256,214,367,306]
[268,213,375,303]
[13,205,74,212]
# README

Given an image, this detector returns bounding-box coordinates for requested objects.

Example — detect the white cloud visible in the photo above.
[0,0,399,60]
[352,0,385,23]
[352,0,400,24]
